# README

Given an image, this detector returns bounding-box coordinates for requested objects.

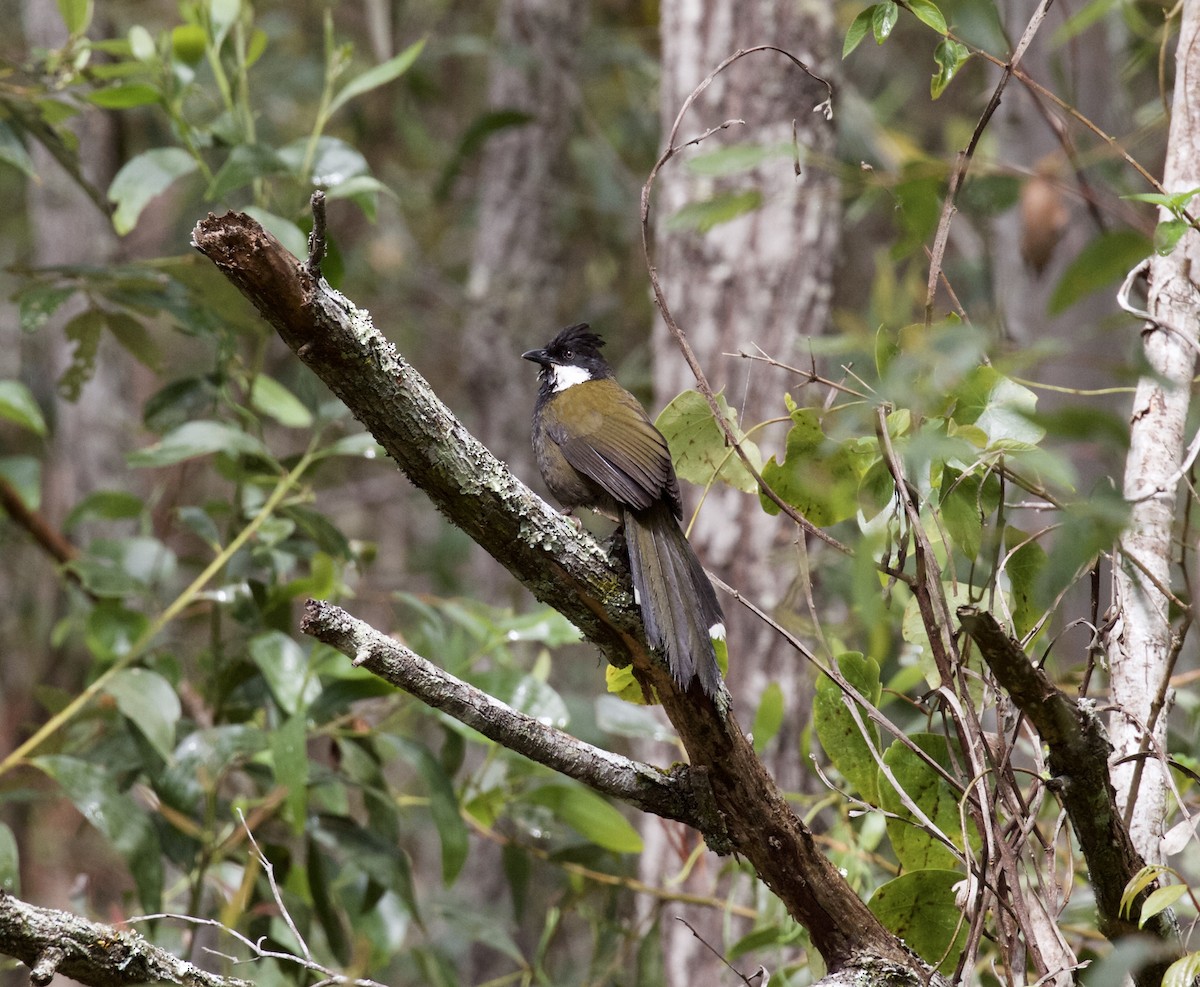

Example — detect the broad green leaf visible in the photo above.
[813,652,882,802]
[382,736,469,883]
[938,464,1001,560]
[526,784,643,854]
[0,380,47,436]
[56,0,92,34]
[869,869,967,973]
[316,816,419,918]
[249,631,322,715]
[0,822,18,892]
[751,681,785,754]
[17,283,75,333]
[1004,527,1048,639]
[0,122,35,178]
[327,38,427,118]
[70,537,176,598]
[34,755,162,910]
[85,601,149,662]
[878,733,977,871]
[901,582,975,690]
[666,189,763,233]
[272,709,309,834]
[127,419,267,466]
[1154,219,1188,256]
[1048,229,1150,315]
[59,309,105,400]
[656,390,761,494]
[759,404,868,525]
[1139,883,1187,927]
[206,143,289,200]
[873,1,899,42]
[249,374,313,428]
[843,6,876,57]
[104,668,180,760]
[209,0,241,43]
[322,432,385,459]
[108,148,198,235]
[931,39,970,98]
[104,311,162,371]
[170,24,207,65]
[907,0,948,34]
[279,136,370,187]
[87,84,160,109]
[1162,952,1200,987]
[952,367,1043,448]
[509,676,570,728]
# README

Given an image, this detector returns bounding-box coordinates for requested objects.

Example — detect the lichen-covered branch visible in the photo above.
[0,890,252,987]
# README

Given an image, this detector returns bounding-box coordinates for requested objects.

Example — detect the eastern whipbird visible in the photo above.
[523,324,725,698]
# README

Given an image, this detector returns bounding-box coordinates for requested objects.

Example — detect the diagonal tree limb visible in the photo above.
[191,208,938,982]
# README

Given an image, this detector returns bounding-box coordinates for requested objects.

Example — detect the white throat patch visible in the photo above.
[550,364,592,392]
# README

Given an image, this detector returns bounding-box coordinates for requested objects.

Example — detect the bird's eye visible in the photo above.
[563,348,573,359]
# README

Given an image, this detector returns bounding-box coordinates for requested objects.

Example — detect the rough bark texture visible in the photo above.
[190,211,938,984]
[1106,0,1200,862]
[653,0,838,787]
[648,2,839,979]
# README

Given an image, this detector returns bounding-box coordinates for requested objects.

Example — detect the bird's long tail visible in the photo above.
[624,503,725,698]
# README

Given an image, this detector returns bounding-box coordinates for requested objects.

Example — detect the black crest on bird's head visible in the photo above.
[522,323,612,384]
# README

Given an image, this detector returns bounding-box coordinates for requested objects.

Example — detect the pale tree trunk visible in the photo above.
[459,0,585,473]
[1,0,124,922]
[644,0,838,981]
[1106,0,1200,864]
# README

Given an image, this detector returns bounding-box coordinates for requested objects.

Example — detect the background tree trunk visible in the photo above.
[1107,0,1200,862]
[643,0,839,980]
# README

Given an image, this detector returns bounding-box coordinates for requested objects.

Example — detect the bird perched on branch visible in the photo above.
[523,323,725,698]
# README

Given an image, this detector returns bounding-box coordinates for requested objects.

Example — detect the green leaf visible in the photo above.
[249,374,314,428]
[1004,527,1048,639]
[656,390,761,493]
[1162,952,1200,987]
[813,652,882,802]
[87,84,160,109]
[85,600,150,660]
[878,733,977,871]
[382,737,469,883]
[34,755,162,910]
[127,420,267,466]
[952,367,1043,449]
[931,39,970,98]
[938,465,1000,561]
[0,822,19,892]
[56,0,92,34]
[869,869,967,973]
[907,0,948,34]
[272,709,309,834]
[0,457,40,511]
[105,311,162,371]
[104,668,180,760]
[69,537,176,599]
[170,24,207,65]
[873,1,899,42]
[666,189,763,233]
[751,682,785,754]
[17,282,75,333]
[108,148,198,235]
[206,143,289,201]
[249,631,321,715]
[525,784,643,854]
[322,432,385,459]
[59,309,105,400]
[327,37,426,118]
[0,121,35,178]
[1154,219,1188,256]
[1048,229,1151,315]
[843,6,876,57]
[759,403,869,525]
[0,380,47,436]
[1139,883,1187,927]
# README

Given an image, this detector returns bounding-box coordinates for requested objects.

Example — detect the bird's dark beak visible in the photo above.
[522,347,552,366]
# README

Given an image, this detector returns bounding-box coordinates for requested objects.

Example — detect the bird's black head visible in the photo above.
[522,323,613,393]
